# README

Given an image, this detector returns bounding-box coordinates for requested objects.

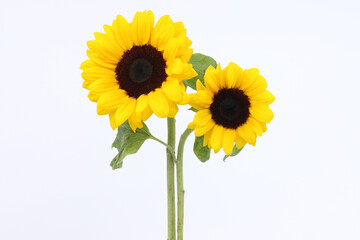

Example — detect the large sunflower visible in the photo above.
[81,11,197,131]
[188,63,275,155]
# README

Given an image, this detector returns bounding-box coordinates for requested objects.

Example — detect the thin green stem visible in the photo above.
[176,128,193,240]
[167,117,176,240]
[149,135,176,162]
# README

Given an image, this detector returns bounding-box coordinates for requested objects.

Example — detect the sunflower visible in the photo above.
[188,63,275,155]
[81,11,197,131]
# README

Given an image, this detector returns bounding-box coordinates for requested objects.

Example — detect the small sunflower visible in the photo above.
[81,11,197,131]
[188,63,275,155]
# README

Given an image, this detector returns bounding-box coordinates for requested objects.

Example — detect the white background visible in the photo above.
[1,0,360,239]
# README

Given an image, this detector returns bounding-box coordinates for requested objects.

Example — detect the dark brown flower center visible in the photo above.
[129,58,153,83]
[115,45,167,98]
[210,88,250,129]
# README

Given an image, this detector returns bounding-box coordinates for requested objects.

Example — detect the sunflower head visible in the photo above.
[188,62,275,155]
[80,11,197,131]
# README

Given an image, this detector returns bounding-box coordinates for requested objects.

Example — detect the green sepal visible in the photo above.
[184,53,217,90]
[188,107,198,112]
[193,135,211,162]
[223,145,244,161]
[111,121,152,170]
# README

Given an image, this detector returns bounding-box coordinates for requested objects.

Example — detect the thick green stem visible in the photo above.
[176,128,193,240]
[167,117,176,240]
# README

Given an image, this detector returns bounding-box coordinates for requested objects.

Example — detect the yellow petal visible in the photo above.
[80,60,96,70]
[163,38,179,61]
[88,92,98,102]
[103,25,119,43]
[236,124,257,146]
[203,129,212,147]
[109,112,118,130]
[102,25,126,54]
[174,21,186,38]
[112,15,133,50]
[173,35,192,62]
[240,68,259,90]
[153,14,173,29]
[148,89,169,118]
[214,63,226,88]
[182,63,197,80]
[162,77,183,103]
[168,62,197,82]
[196,79,206,91]
[257,121,268,133]
[214,145,222,153]
[194,119,215,137]
[222,128,237,155]
[210,125,224,152]
[87,39,122,64]
[188,91,212,110]
[97,89,128,115]
[150,15,175,50]
[141,105,153,121]
[88,77,119,94]
[178,83,189,105]
[178,46,193,63]
[135,94,149,113]
[86,50,116,70]
[250,104,274,123]
[223,62,243,88]
[188,121,196,129]
[81,67,115,83]
[193,109,212,126]
[128,112,143,132]
[166,58,184,75]
[128,119,137,132]
[245,75,268,96]
[235,135,246,149]
[115,98,136,126]
[137,121,144,129]
[168,100,179,118]
[83,80,93,90]
[131,11,154,46]
[246,117,263,136]
[204,65,220,92]
[249,90,276,104]
[98,25,124,54]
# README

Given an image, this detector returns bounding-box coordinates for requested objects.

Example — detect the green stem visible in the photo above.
[167,117,176,240]
[176,128,193,240]
[149,135,176,162]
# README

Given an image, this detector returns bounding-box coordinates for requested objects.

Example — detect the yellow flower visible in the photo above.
[81,11,197,131]
[188,63,275,155]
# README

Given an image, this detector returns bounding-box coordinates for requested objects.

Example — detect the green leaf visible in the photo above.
[184,53,217,90]
[111,153,124,169]
[223,145,244,161]
[111,121,152,170]
[193,136,211,162]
